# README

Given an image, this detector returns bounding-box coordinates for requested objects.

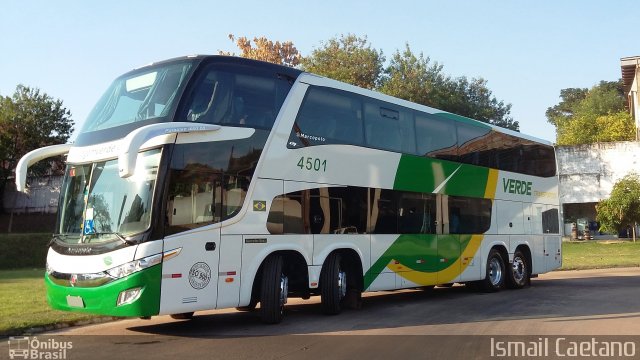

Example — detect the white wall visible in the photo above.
[557,141,640,204]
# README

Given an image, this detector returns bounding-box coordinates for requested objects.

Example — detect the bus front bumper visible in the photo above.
[45,264,161,317]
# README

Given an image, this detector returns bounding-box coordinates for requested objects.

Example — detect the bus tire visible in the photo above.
[259,255,287,324]
[170,312,194,320]
[506,249,530,289]
[480,249,505,292]
[320,252,347,315]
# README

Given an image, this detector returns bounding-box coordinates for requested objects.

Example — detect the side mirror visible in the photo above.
[15,144,72,192]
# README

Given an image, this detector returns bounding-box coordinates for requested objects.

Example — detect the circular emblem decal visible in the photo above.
[189,262,211,290]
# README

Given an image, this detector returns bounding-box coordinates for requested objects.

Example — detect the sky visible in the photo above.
[1,1,637,143]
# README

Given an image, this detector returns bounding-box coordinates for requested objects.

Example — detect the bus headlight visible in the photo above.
[106,254,162,279]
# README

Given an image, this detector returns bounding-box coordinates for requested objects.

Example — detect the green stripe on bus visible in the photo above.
[364,234,475,289]
[393,154,490,198]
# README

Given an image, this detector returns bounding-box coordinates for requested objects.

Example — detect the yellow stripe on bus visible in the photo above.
[388,234,484,285]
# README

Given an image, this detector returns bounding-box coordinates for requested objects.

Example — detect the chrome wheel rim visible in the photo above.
[512,257,526,284]
[488,257,503,286]
[279,275,289,307]
[338,270,347,299]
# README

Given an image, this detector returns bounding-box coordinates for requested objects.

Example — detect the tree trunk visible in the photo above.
[634,222,637,243]
[7,211,13,233]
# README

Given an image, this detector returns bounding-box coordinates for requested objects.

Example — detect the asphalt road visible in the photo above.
[3,268,640,359]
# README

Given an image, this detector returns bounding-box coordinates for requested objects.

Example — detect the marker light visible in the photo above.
[106,254,162,279]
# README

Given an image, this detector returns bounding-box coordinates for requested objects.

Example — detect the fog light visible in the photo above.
[117,287,143,306]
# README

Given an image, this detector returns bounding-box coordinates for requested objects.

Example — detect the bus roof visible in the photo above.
[135,55,551,146]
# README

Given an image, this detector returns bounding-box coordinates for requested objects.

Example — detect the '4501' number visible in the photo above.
[297,157,327,172]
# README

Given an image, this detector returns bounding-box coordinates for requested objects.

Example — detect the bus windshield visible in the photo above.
[81,61,194,133]
[56,149,161,244]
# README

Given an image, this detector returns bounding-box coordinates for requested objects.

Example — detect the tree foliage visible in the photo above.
[226,34,517,130]
[547,80,632,145]
[378,44,445,106]
[597,174,640,237]
[379,44,518,130]
[301,34,384,90]
[0,85,74,198]
[220,34,301,67]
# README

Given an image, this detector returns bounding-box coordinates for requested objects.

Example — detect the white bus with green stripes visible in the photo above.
[16,55,561,324]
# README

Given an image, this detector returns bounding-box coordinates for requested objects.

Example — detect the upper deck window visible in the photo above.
[289,87,364,147]
[180,64,292,130]
[289,85,556,178]
[81,61,194,133]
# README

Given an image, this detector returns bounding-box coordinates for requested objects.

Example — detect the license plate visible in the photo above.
[66,295,85,308]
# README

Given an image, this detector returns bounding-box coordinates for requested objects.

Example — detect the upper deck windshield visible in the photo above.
[56,149,161,244]
[81,61,194,133]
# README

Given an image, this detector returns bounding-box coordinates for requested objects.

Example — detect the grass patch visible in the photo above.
[562,240,640,270]
[0,233,51,269]
[0,268,105,335]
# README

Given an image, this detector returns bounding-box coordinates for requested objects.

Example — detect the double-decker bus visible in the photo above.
[17,55,561,324]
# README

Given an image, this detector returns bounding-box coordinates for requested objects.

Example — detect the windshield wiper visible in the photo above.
[92,232,137,245]
[50,233,69,246]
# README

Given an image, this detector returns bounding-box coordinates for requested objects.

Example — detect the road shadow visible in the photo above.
[126,274,640,337]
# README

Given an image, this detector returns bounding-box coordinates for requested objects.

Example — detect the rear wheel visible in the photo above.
[480,249,505,292]
[506,249,530,289]
[259,255,288,324]
[320,253,348,315]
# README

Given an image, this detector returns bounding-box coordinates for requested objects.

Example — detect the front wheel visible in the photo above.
[480,249,505,292]
[259,255,288,324]
[506,249,530,289]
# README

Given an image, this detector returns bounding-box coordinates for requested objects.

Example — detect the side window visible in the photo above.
[326,187,368,234]
[364,102,415,153]
[398,192,436,234]
[457,123,493,167]
[166,168,220,235]
[496,143,522,174]
[267,186,368,234]
[522,144,557,177]
[164,142,252,236]
[415,113,457,160]
[542,207,559,234]
[448,196,492,234]
[182,66,288,129]
[289,87,363,148]
[267,192,305,234]
[371,189,399,234]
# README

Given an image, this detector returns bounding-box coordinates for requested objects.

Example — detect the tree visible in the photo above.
[547,80,632,145]
[378,44,446,106]
[0,85,74,210]
[301,34,384,90]
[596,112,635,142]
[220,34,302,67]
[379,44,518,130]
[437,76,517,130]
[596,174,640,241]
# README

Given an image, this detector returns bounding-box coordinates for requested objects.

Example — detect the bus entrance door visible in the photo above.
[159,229,221,315]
